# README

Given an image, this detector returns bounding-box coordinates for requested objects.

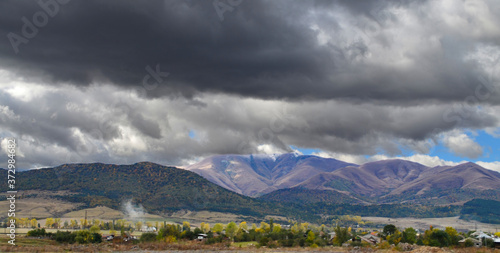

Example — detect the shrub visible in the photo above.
[91,232,102,243]
[54,231,76,244]
[351,241,363,247]
[268,240,279,248]
[75,230,91,244]
[464,238,474,247]
[378,241,391,249]
[27,228,47,237]
[485,238,495,248]
[259,237,269,247]
[140,232,157,242]
[165,235,177,243]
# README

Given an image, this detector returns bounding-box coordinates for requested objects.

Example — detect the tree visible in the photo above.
[444,227,459,245]
[464,238,475,247]
[238,221,247,231]
[212,223,224,233]
[21,218,29,228]
[306,230,316,244]
[320,224,326,232]
[135,221,143,231]
[54,218,61,229]
[45,218,54,228]
[300,223,309,232]
[30,218,37,228]
[75,230,92,244]
[272,224,281,233]
[485,238,495,248]
[387,229,402,245]
[383,224,397,237]
[140,232,157,242]
[333,226,350,245]
[115,219,124,229]
[90,225,100,233]
[260,222,270,232]
[80,218,87,229]
[402,227,417,244]
[70,219,78,229]
[428,229,451,247]
[182,221,191,232]
[226,222,237,241]
[251,223,257,230]
[158,224,180,240]
[200,222,210,233]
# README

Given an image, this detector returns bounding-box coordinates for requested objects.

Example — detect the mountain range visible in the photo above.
[186,154,500,205]
[0,162,292,219]
[1,154,499,223]
[185,153,356,197]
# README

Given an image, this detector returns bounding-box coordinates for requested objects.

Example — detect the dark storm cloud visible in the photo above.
[1,0,498,103]
[1,0,500,170]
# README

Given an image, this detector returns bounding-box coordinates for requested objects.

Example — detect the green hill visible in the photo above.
[259,187,362,204]
[460,199,500,224]
[0,162,291,218]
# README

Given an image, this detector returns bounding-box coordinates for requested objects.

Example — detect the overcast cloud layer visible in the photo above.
[0,0,499,171]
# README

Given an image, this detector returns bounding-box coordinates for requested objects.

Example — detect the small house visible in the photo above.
[471,231,492,240]
[361,234,381,245]
[140,225,157,232]
[102,234,114,241]
[458,238,481,248]
[494,238,500,249]
[328,232,336,241]
[196,233,208,241]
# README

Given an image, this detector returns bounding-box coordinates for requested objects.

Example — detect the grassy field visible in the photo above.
[169,210,258,225]
[0,197,81,219]
[0,236,57,246]
[232,241,258,248]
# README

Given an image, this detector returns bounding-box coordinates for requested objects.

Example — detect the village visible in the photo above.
[2,214,500,252]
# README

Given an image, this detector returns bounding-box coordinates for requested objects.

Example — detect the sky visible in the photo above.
[0,0,499,172]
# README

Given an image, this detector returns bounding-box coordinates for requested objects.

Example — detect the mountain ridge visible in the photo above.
[0,160,494,222]
[187,155,500,205]
[185,153,356,197]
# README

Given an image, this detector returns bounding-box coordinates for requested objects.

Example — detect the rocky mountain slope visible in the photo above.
[295,159,500,204]
[185,153,356,196]
[188,155,500,204]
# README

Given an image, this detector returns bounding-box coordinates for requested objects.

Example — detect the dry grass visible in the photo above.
[0,236,499,253]
[170,210,254,224]
[0,197,81,219]
[64,205,163,220]
[62,206,125,220]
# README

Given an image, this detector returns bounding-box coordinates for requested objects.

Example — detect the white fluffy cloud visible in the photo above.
[313,151,500,173]
[442,130,484,159]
